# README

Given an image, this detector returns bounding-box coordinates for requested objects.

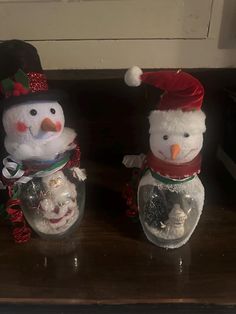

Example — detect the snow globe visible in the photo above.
[123,67,206,249]
[0,40,86,241]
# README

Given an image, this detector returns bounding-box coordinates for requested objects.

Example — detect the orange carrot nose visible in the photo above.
[41,118,57,132]
[171,144,181,160]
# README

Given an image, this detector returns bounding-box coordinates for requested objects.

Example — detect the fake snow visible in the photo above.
[138,170,204,249]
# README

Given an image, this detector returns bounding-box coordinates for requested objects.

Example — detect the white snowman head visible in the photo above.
[3,100,65,144]
[124,67,206,164]
[149,109,205,164]
[0,65,66,147]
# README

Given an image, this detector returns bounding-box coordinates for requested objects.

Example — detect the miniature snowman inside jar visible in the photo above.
[1,55,86,240]
[123,67,206,249]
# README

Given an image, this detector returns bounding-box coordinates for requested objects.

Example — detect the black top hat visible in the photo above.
[0,40,66,110]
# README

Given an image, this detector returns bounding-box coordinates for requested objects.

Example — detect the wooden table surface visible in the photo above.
[0,161,235,312]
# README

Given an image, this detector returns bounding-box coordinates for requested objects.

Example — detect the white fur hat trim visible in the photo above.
[124,66,143,87]
[149,109,206,134]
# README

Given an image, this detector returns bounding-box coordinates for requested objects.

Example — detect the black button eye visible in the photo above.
[163,135,169,140]
[184,133,190,138]
[30,109,37,116]
[50,108,56,114]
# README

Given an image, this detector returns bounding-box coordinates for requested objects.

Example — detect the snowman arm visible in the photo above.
[122,154,146,168]
[71,167,87,181]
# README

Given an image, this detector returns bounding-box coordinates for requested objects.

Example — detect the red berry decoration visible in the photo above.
[21,87,30,95]
[14,82,23,90]
[13,90,20,97]
[12,82,29,96]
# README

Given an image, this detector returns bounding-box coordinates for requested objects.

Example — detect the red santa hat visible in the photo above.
[124,66,206,134]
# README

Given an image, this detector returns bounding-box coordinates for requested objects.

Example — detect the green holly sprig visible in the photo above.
[1,69,30,97]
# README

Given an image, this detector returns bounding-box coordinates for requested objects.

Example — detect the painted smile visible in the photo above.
[29,126,39,139]
[29,126,55,139]
[158,150,168,160]
[49,208,74,224]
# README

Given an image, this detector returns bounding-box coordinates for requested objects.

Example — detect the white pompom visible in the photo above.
[122,154,145,168]
[124,66,143,87]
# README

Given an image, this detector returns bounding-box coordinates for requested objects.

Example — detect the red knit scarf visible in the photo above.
[145,151,201,180]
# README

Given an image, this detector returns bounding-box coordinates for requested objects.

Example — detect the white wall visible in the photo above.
[0,0,235,69]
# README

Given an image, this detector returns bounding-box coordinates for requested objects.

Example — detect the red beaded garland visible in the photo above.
[27,72,48,92]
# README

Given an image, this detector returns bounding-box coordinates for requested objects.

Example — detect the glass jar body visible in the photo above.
[138,171,204,249]
[18,168,85,239]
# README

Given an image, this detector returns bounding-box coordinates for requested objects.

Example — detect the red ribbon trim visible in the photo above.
[65,144,81,169]
[6,199,31,243]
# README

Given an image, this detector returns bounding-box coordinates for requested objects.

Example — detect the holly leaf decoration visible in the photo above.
[14,69,29,89]
[1,78,14,93]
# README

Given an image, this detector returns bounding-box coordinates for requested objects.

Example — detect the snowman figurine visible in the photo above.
[123,67,206,249]
[0,40,85,240]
